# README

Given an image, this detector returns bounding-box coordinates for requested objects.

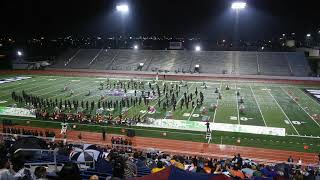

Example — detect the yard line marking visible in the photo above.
[1,77,70,100]
[154,82,195,120]
[287,134,320,139]
[0,77,51,98]
[64,81,101,100]
[176,83,195,106]
[250,84,267,127]
[296,87,320,108]
[187,104,197,121]
[281,87,320,128]
[267,88,300,135]
[48,80,93,99]
[0,76,76,95]
[22,80,77,99]
[235,83,240,125]
[213,81,222,123]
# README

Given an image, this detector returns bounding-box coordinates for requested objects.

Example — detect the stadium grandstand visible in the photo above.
[49,49,311,77]
[2,0,320,180]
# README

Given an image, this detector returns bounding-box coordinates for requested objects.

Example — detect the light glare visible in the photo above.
[231,2,246,9]
[17,51,23,56]
[116,4,129,13]
[195,46,201,52]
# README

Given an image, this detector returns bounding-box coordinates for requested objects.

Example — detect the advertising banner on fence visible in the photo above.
[0,107,36,118]
[0,76,31,84]
[137,118,285,136]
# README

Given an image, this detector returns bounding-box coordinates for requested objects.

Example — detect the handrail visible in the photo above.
[14,148,58,171]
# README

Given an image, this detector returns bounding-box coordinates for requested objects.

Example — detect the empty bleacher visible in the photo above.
[50,49,80,69]
[258,52,290,76]
[147,50,192,73]
[65,49,101,69]
[236,52,259,75]
[51,49,311,77]
[108,50,153,71]
[286,52,311,76]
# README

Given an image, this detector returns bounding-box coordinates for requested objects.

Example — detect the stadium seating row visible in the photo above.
[50,49,311,77]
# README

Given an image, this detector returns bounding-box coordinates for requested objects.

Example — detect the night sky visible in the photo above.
[0,0,319,39]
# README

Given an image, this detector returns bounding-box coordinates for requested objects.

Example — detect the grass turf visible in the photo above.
[0,74,320,152]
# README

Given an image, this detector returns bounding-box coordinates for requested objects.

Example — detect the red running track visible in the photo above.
[1,125,319,166]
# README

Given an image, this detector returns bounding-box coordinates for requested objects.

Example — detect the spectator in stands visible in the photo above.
[58,162,81,180]
[123,155,137,178]
[241,164,255,178]
[89,175,99,180]
[112,156,125,179]
[34,166,47,180]
[0,155,13,180]
[227,165,245,179]
[151,161,165,173]
[287,156,294,163]
[11,154,34,180]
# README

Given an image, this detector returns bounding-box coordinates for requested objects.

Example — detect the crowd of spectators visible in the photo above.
[1,131,320,180]
[2,127,56,138]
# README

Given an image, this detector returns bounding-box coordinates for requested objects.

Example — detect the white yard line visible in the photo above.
[296,87,320,108]
[212,81,222,123]
[1,78,70,100]
[235,83,240,125]
[187,105,197,121]
[250,84,267,127]
[141,95,167,118]
[64,82,100,100]
[0,78,49,98]
[287,134,320,139]
[267,88,300,135]
[170,83,195,112]
[48,81,92,99]
[280,87,320,128]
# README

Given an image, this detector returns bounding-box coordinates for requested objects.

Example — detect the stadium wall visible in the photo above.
[1,69,320,85]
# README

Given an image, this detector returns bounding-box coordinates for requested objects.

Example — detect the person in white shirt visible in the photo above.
[0,156,14,180]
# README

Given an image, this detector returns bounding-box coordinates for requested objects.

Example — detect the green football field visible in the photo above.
[1,74,320,151]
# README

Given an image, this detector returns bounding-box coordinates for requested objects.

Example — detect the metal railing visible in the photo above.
[14,148,58,171]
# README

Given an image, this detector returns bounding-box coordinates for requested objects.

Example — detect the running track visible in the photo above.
[1,125,319,166]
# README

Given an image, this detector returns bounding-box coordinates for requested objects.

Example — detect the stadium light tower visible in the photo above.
[231,2,246,10]
[231,1,246,46]
[116,4,129,13]
[115,3,130,48]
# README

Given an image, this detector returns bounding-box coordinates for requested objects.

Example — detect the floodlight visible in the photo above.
[134,45,138,50]
[195,45,201,52]
[306,34,311,37]
[261,46,265,50]
[116,4,129,13]
[231,2,246,10]
[17,51,23,56]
